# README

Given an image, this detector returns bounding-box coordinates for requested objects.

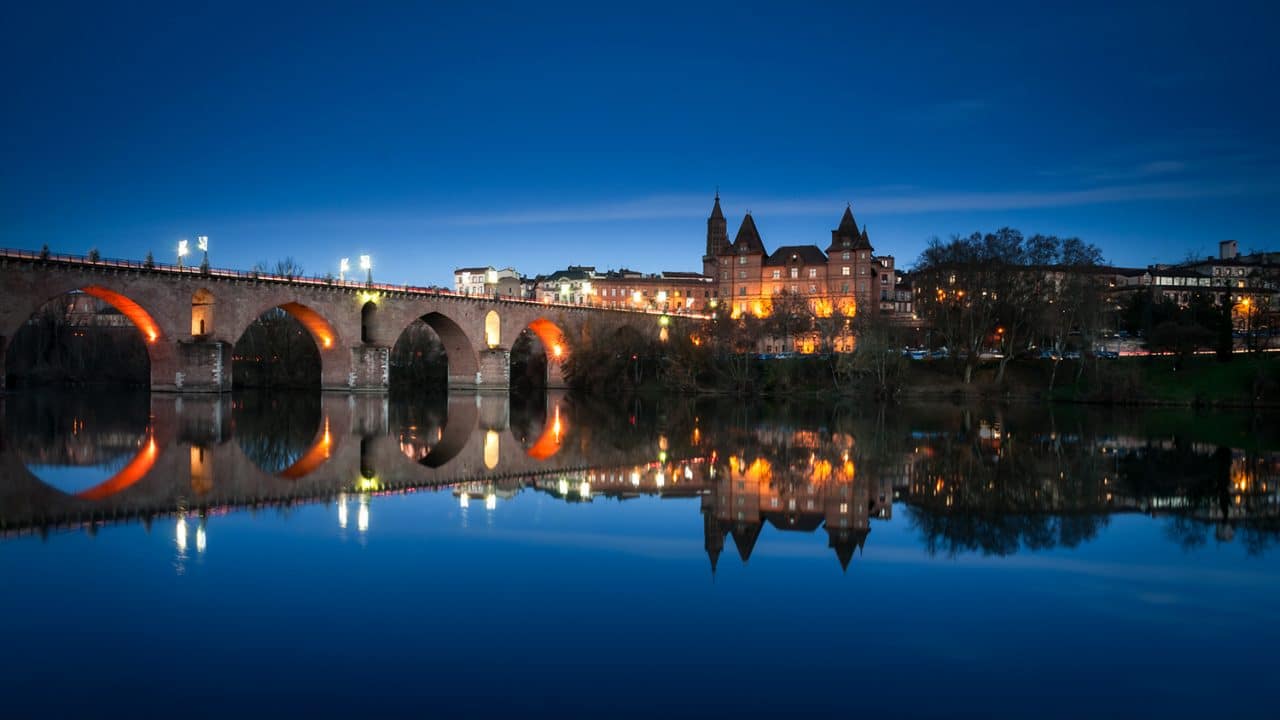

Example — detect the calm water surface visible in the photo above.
[1,390,1278,717]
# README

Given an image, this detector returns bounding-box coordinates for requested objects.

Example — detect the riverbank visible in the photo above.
[623,353,1280,408]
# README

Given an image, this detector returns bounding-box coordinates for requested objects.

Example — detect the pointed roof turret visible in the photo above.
[827,526,870,573]
[731,521,763,563]
[838,204,858,235]
[829,204,872,253]
[710,191,724,220]
[729,213,766,255]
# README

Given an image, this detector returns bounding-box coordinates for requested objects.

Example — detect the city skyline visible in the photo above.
[2,3,1277,287]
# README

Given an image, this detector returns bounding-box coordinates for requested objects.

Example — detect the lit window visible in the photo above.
[808,268,817,278]
[842,266,850,276]
[772,269,781,279]
[739,256,747,265]
[841,252,850,260]
[789,267,798,279]
[809,284,817,293]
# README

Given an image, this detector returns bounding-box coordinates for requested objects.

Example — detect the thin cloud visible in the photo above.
[443,179,1279,227]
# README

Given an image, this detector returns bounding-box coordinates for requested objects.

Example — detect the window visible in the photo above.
[789,267,798,279]
[721,271,728,281]
[881,274,889,284]
[841,266,850,276]
[841,282,849,294]
[790,284,799,293]
[771,269,781,279]
[738,270,747,279]
[808,268,817,278]
[738,255,747,265]
[861,251,868,260]
[860,267,868,275]
[739,286,747,296]
[841,251,850,260]
[809,283,817,294]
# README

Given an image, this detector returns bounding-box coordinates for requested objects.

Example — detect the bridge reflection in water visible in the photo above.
[3,393,1280,568]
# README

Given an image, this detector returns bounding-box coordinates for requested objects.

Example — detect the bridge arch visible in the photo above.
[1,284,165,388]
[388,310,480,389]
[510,316,569,390]
[231,301,339,388]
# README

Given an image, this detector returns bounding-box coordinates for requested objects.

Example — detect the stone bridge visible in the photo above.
[0,249,687,392]
[0,391,694,534]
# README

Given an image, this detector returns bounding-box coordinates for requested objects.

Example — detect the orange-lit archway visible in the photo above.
[278,418,333,479]
[74,436,159,500]
[278,302,337,350]
[527,318,567,362]
[526,400,565,460]
[74,286,162,343]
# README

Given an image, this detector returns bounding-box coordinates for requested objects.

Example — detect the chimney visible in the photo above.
[1219,240,1238,260]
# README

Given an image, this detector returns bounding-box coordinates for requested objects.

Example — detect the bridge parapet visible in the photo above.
[1,249,694,393]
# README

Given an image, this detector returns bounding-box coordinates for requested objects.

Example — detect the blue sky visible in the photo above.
[2,1,1277,285]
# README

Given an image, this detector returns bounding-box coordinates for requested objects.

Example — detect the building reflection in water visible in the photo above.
[4,391,1280,568]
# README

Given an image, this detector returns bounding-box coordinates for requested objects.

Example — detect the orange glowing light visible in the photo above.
[279,418,333,479]
[527,404,565,460]
[528,318,567,362]
[279,302,337,352]
[76,437,158,500]
[81,286,161,344]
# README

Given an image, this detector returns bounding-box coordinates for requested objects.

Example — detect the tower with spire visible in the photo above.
[703,191,728,277]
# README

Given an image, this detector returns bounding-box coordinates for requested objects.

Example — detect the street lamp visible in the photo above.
[339,257,350,282]
[360,255,372,285]
[177,239,189,269]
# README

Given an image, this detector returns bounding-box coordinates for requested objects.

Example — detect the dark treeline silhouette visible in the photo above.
[509,330,549,396]
[5,294,149,387]
[233,391,323,473]
[389,319,448,390]
[232,308,322,389]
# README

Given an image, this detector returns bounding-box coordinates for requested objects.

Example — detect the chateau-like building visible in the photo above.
[702,193,900,319]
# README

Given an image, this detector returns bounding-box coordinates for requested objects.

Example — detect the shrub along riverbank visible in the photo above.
[562,323,1280,407]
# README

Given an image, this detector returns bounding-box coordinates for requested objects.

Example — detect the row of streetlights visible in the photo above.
[174,237,375,284]
[339,255,373,283]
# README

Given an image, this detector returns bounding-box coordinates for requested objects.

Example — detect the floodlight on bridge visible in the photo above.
[360,254,372,285]
[196,236,208,252]
[339,257,350,282]
[177,239,189,269]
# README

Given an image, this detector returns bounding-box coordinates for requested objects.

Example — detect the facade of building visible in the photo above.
[453,266,522,297]
[490,194,918,341]
[703,194,902,321]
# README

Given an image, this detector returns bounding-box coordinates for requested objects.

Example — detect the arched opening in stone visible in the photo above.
[4,287,156,388]
[191,288,215,338]
[484,310,501,348]
[361,300,377,344]
[389,311,478,392]
[231,303,333,389]
[510,317,566,394]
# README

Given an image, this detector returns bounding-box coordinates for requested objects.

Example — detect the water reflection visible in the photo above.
[2,391,1279,565]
